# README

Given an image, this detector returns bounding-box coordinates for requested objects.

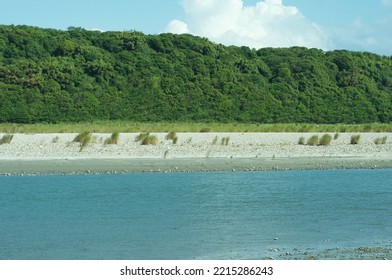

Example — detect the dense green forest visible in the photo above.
[0,25,391,124]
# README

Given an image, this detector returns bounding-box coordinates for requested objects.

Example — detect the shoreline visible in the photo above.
[1,132,391,175]
[1,157,392,176]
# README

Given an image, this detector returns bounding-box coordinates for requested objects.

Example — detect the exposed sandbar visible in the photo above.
[1,132,391,175]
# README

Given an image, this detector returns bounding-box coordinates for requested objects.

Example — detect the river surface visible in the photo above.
[1,169,391,259]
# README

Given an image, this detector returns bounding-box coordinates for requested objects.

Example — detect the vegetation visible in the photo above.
[73,131,92,151]
[319,134,332,146]
[104,132,119,144]
[221,137,230,145]
[307,135,319,146]
[200,128,212,133]
[2,121,392,134]
[135,132,158,145]
[298,136,305,145]
[374,136,387,145]
[73,131,91,143]
[141,135,158,145]
[52,136,60,143]
[135,132,150,142]
[350,135,361,145]
[1,25,392,125]
[165,131,178,144]
[0,134,13,144]
[165,131,176,140]
[212,136,218,145]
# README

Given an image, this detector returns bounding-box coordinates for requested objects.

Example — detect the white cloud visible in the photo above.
[165,19,190,34]
[165,0,330,50]
[330,17,392,55]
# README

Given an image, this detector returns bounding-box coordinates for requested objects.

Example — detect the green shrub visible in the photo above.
[334,133,339,140]
[141,135,158,145]
[166,131,178,144]
[374,136,387,145]
[200,127,211,133]
[165,131,177,140]
[73,132,92,151]
[73,131,91,143]
[350,135,361,145]
[0,134,14,144]
[319,134,332,146]
[52,136,60,143]
[307,135,319,146]
[135,132,150,142]
[104,132,120,145]
[298,137,305,145]
[79,134,92,151]
[221,137,230,145]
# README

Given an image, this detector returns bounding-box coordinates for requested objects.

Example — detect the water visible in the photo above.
[0,169,391,260]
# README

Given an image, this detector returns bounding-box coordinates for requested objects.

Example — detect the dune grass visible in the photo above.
[319,134,332,146]
[73,132,92,152]
[307,135,319,146]
[374,136,387,145]
[350,135,361,145]
[165,131,178,144]
[104,132,120,145]
[1,121,392,133]
[135,133,158,145]
[0,134,14,144]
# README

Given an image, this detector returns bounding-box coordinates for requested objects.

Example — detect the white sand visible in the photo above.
[0,132,391,174]
[1,132,391,160]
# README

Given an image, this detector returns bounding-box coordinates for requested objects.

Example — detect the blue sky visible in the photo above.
[1,0,392,55]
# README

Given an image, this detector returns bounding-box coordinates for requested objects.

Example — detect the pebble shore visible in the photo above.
[1,132,391,175]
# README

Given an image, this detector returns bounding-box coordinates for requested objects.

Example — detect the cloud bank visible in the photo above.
[165,0,330,50]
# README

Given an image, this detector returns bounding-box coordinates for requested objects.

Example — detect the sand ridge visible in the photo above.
[0,132,391,175]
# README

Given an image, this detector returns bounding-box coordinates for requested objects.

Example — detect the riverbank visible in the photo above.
[1,132,391,175]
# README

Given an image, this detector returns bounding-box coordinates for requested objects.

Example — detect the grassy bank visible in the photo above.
[1,122,392,133]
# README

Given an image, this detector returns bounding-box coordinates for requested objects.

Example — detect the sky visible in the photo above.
[1,0,392,55]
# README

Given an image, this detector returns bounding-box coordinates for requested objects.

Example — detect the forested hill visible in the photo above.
[1,25,392,124]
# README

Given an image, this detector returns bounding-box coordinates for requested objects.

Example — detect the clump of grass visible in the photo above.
[73,132,92,152]
[104,132,120,145]
[80,135,92,152]
[307,135,319,146]
[164,149,169,159]
[0,134,14,144]
[350,135,361,145]
[52,136,60,143]
[165,131,178,144]
[319,134,332,146]
[200,127,211,133]
[135,132,150,142]
[374,136,387,145]
[298,137,305,145]
[165,131,177,140]
[73,131,91,143]
[141,135,158,145]
[334,133,339,140]
[135,132,158,145]
[212,136,218,145]
[221,137,230,145]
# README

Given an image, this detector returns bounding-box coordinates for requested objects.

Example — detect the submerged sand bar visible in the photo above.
[0,132,391,175]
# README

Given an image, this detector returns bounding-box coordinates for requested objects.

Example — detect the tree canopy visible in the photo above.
[1,25,391,124]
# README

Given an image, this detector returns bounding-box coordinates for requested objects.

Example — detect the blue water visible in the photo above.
[0,169,391,260]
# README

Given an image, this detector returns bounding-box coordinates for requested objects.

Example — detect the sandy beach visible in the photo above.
[1,132,391,175]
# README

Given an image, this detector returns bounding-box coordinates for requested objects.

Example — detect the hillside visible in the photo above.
[0,25,391,124]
